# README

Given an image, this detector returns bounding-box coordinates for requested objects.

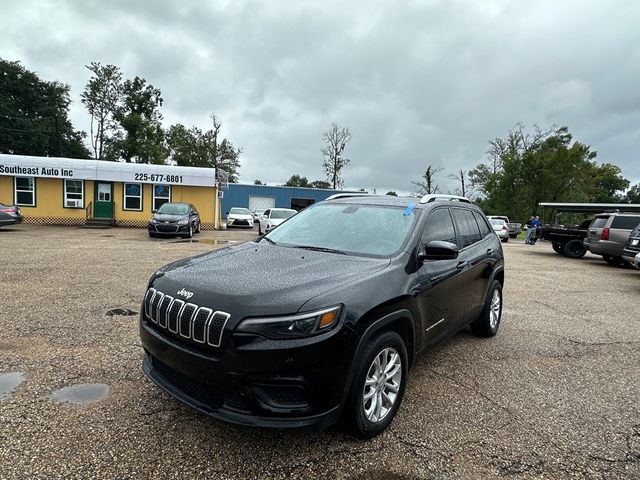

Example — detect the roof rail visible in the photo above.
[419,194,471,204]
[324,193,371,201]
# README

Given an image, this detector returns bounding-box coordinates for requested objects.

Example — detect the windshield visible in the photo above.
[157,203,188,215]
[270,209,296,219]
[265,203,419,257]
[230,208,251,215]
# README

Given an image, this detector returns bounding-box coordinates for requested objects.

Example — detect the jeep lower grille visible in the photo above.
[143,288,230,348]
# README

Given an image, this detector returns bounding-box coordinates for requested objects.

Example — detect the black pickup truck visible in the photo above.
[540,219,592,258]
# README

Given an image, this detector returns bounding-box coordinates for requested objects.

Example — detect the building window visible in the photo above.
[64,179,84,208]
[14,177,35,206]
[153,184,171,211]
[123,183,142,211]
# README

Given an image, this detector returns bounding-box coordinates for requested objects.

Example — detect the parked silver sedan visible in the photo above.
[489,218,509,242]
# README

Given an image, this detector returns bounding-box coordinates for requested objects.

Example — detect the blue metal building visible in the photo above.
[221,184,360,213]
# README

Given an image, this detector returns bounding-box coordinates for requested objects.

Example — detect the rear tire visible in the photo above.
[346,330,408,439]
[563,239,586,259]
[502,236,509,243]
[470,280,503,337]
[552,243,564,254]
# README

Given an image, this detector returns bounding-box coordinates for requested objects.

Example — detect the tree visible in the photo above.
[626,183,640,203]
[470,124,629,221]
[309,180,332,189]
[254,179,265,185]
[448,169,472,197]
[321,122,351,189]
[81,62,122,160]
[386,191,398,196]
[165,114,241,181]
[412,165,443,195]
[108,76,165,164]
[0,59,91,158]
[284,175,310,187]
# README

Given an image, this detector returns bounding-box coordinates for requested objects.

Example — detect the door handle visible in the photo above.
[486,248,493,256]
[456,260,467,269]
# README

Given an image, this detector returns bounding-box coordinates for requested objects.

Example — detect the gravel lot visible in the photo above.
[1,225,639,479]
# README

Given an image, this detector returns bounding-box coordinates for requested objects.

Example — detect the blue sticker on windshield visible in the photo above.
[403,203,415,216]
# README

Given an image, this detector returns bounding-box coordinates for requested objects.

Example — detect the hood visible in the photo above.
[151,241,390,319]
[153,213,187,222]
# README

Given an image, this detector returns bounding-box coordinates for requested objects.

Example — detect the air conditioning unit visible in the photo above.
[67,199,81,208]
[217,191,224,199]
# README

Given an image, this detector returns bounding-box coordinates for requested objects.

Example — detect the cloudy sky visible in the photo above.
[2,0,639,193]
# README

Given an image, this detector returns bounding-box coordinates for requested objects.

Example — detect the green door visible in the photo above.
[94,182,114,218]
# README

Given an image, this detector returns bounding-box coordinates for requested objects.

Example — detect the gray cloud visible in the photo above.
[2,0,639,193]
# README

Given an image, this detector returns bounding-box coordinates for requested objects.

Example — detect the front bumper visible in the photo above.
[139,315,355,430]
[149,223,191,235]
[227,219,253,228]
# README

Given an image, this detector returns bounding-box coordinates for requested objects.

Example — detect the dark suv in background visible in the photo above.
[622,223,640,267]
[140,194,505,437]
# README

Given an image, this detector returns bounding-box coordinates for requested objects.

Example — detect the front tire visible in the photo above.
[258,223,263,235]
[552,243,564,254]
[346,330,408,439]
[196,222,201,234]
[184,225,193,239]
[470,279,502,337]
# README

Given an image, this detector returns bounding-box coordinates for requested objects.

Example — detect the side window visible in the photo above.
[422,208,457,245]
[473,212,492,237]
[264,209,271,217]
[452,208,482,247]
[611,216,640,230]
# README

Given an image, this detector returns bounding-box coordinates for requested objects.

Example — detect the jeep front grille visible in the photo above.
[143,288,230,348]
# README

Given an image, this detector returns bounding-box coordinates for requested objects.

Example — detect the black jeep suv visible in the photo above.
[140,194,505,437]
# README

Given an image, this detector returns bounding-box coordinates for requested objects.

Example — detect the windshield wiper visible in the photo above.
[290,245,348,255]
[261,236,278,246]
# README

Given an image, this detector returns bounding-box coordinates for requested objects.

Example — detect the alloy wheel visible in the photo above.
[362,347,402,423]
[490,288,501,329]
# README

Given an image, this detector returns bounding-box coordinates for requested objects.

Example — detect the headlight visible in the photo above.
[178,219,189,225]
[235,306,342,339]
[150,219,158,224]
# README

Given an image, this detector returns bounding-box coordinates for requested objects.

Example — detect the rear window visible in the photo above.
[590,216,609,229]
[611,216,640,230]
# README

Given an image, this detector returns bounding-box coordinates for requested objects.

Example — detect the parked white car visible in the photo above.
[489,218,509,242]
[252,209,266,223]
[258,208,297,235]
[635,252,640,269]
[226,207,254,228]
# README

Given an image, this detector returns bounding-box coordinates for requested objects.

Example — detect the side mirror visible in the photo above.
[152,210,157,214]
[420,240,459,260]
[225,212,229,216]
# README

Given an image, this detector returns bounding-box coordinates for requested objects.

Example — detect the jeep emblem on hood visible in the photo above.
[177,288,194,299]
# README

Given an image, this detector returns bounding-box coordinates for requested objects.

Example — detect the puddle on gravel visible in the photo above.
[0,372,25,400]
[105,308,138,317]
[49,383,109,405]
